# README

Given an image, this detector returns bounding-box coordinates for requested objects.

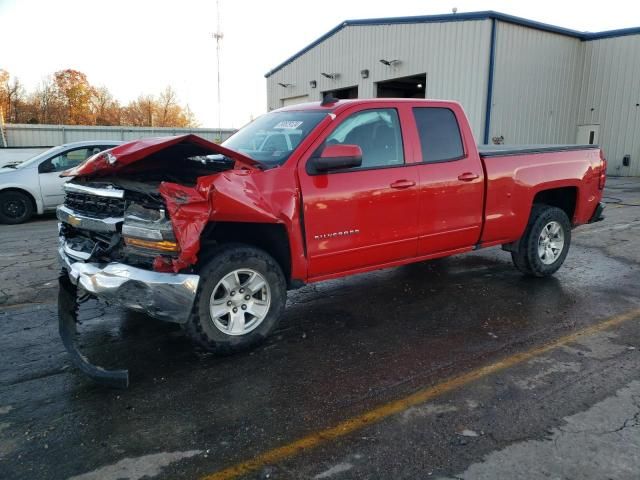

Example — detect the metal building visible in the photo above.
[265,11,640,176]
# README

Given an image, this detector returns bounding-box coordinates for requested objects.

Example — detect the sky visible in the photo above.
[1,0,639,128]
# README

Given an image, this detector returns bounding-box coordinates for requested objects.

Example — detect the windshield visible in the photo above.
[9,146,61,169]
[223,111,328,166]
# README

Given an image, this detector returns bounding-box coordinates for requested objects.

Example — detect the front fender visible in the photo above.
[154,167,306,279]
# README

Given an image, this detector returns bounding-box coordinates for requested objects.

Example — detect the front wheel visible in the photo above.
[511,204,572,277]
[186,244,287,354]
[0,190,34,224]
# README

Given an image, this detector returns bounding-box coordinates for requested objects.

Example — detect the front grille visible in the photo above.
[64,192,125,218]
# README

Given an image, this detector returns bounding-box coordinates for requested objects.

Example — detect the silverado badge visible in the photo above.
[314,229,360,240]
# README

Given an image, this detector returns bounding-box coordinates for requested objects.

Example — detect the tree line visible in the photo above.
[0,69,197,128]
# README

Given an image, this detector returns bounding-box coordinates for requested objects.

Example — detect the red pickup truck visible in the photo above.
[57,98,606,385]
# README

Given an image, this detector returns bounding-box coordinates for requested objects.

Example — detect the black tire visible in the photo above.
[186,244,287,354]
[511,204,572,277]
[0,190,34,224]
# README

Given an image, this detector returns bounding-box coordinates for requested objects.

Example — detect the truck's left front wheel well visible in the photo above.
[200,222,292,284]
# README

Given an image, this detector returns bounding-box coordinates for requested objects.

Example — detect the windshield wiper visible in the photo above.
[202,154,266,170]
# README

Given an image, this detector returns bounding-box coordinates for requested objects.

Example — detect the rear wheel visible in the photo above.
[0,190,34,224]
[511,204,571,277]
[186,244,287,354]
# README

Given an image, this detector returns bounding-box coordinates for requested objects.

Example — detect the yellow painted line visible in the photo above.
[202,308,640,480]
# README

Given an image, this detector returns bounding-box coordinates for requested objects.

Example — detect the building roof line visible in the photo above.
[264,10,640,78]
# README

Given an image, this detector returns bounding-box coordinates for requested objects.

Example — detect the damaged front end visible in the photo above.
[57,134,262,386]
[58,178,202,322]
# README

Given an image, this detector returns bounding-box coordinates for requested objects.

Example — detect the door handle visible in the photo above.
[457,172,479,182]
[390,180,416,189]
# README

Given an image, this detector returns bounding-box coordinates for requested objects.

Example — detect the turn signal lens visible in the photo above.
[124,237,179,252]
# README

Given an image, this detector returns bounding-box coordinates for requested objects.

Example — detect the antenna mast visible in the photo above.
[213,0,224,141]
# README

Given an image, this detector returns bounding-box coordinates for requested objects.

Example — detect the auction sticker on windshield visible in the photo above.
[274,121,303,129]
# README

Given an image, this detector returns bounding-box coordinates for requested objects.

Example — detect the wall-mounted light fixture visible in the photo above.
[379,59,400,66]
[321,72,339,80]
[309,80,317,89]
[278,82,294,88]
[360,69,369,79]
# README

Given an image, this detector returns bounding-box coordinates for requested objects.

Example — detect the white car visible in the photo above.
[0,140,121,224]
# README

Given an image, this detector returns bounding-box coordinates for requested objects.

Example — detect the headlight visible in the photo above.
[122,203,179,254]
[122,224,163,240]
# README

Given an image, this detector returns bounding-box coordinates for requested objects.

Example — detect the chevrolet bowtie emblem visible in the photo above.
[67,215,81,227]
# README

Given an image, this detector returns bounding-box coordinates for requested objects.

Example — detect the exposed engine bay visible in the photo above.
[58,135,251,273]
[59,178,174,271]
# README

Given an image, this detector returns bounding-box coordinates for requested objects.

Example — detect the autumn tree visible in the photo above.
[53,69,95,125]
[122,94,156,127]
[157,86,178,127]
[157,86,197,127]
[0,70,26,123]
[0,69,8,121]
[91,86,121,126]
[122,88,197,128]
[31,76,62,124]
[0,69,197,127]
[181,105,197,128]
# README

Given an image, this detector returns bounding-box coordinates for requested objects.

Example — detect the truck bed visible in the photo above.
[478,144,599,158]
[478,143,603,248]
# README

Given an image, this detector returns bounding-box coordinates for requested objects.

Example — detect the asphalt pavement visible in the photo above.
[1,177,640,480]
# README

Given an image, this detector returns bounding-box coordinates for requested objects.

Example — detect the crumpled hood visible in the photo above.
[62,134,260,177]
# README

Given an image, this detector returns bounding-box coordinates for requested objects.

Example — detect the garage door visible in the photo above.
[281,95,309,107]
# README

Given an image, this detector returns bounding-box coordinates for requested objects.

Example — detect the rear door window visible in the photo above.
[412,108,464,163]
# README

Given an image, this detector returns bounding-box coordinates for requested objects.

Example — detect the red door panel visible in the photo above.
[300,167,419,277]
[416,161,484,254]
[297,105,420,279]
[407,105,485,255]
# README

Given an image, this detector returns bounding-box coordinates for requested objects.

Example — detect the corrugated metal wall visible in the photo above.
[577,35,640,176]
[3,124,236,147]
[267,20,492,139]
[489,22,584,145]
[269,18,640,176]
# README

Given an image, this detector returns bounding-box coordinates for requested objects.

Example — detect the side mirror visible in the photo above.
[38,161,55,174]
[310,144,363,173]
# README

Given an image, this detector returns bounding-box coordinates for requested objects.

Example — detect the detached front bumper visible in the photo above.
[59,247,200,324]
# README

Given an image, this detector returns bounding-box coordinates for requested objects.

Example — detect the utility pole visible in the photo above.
[212,0,223,142]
